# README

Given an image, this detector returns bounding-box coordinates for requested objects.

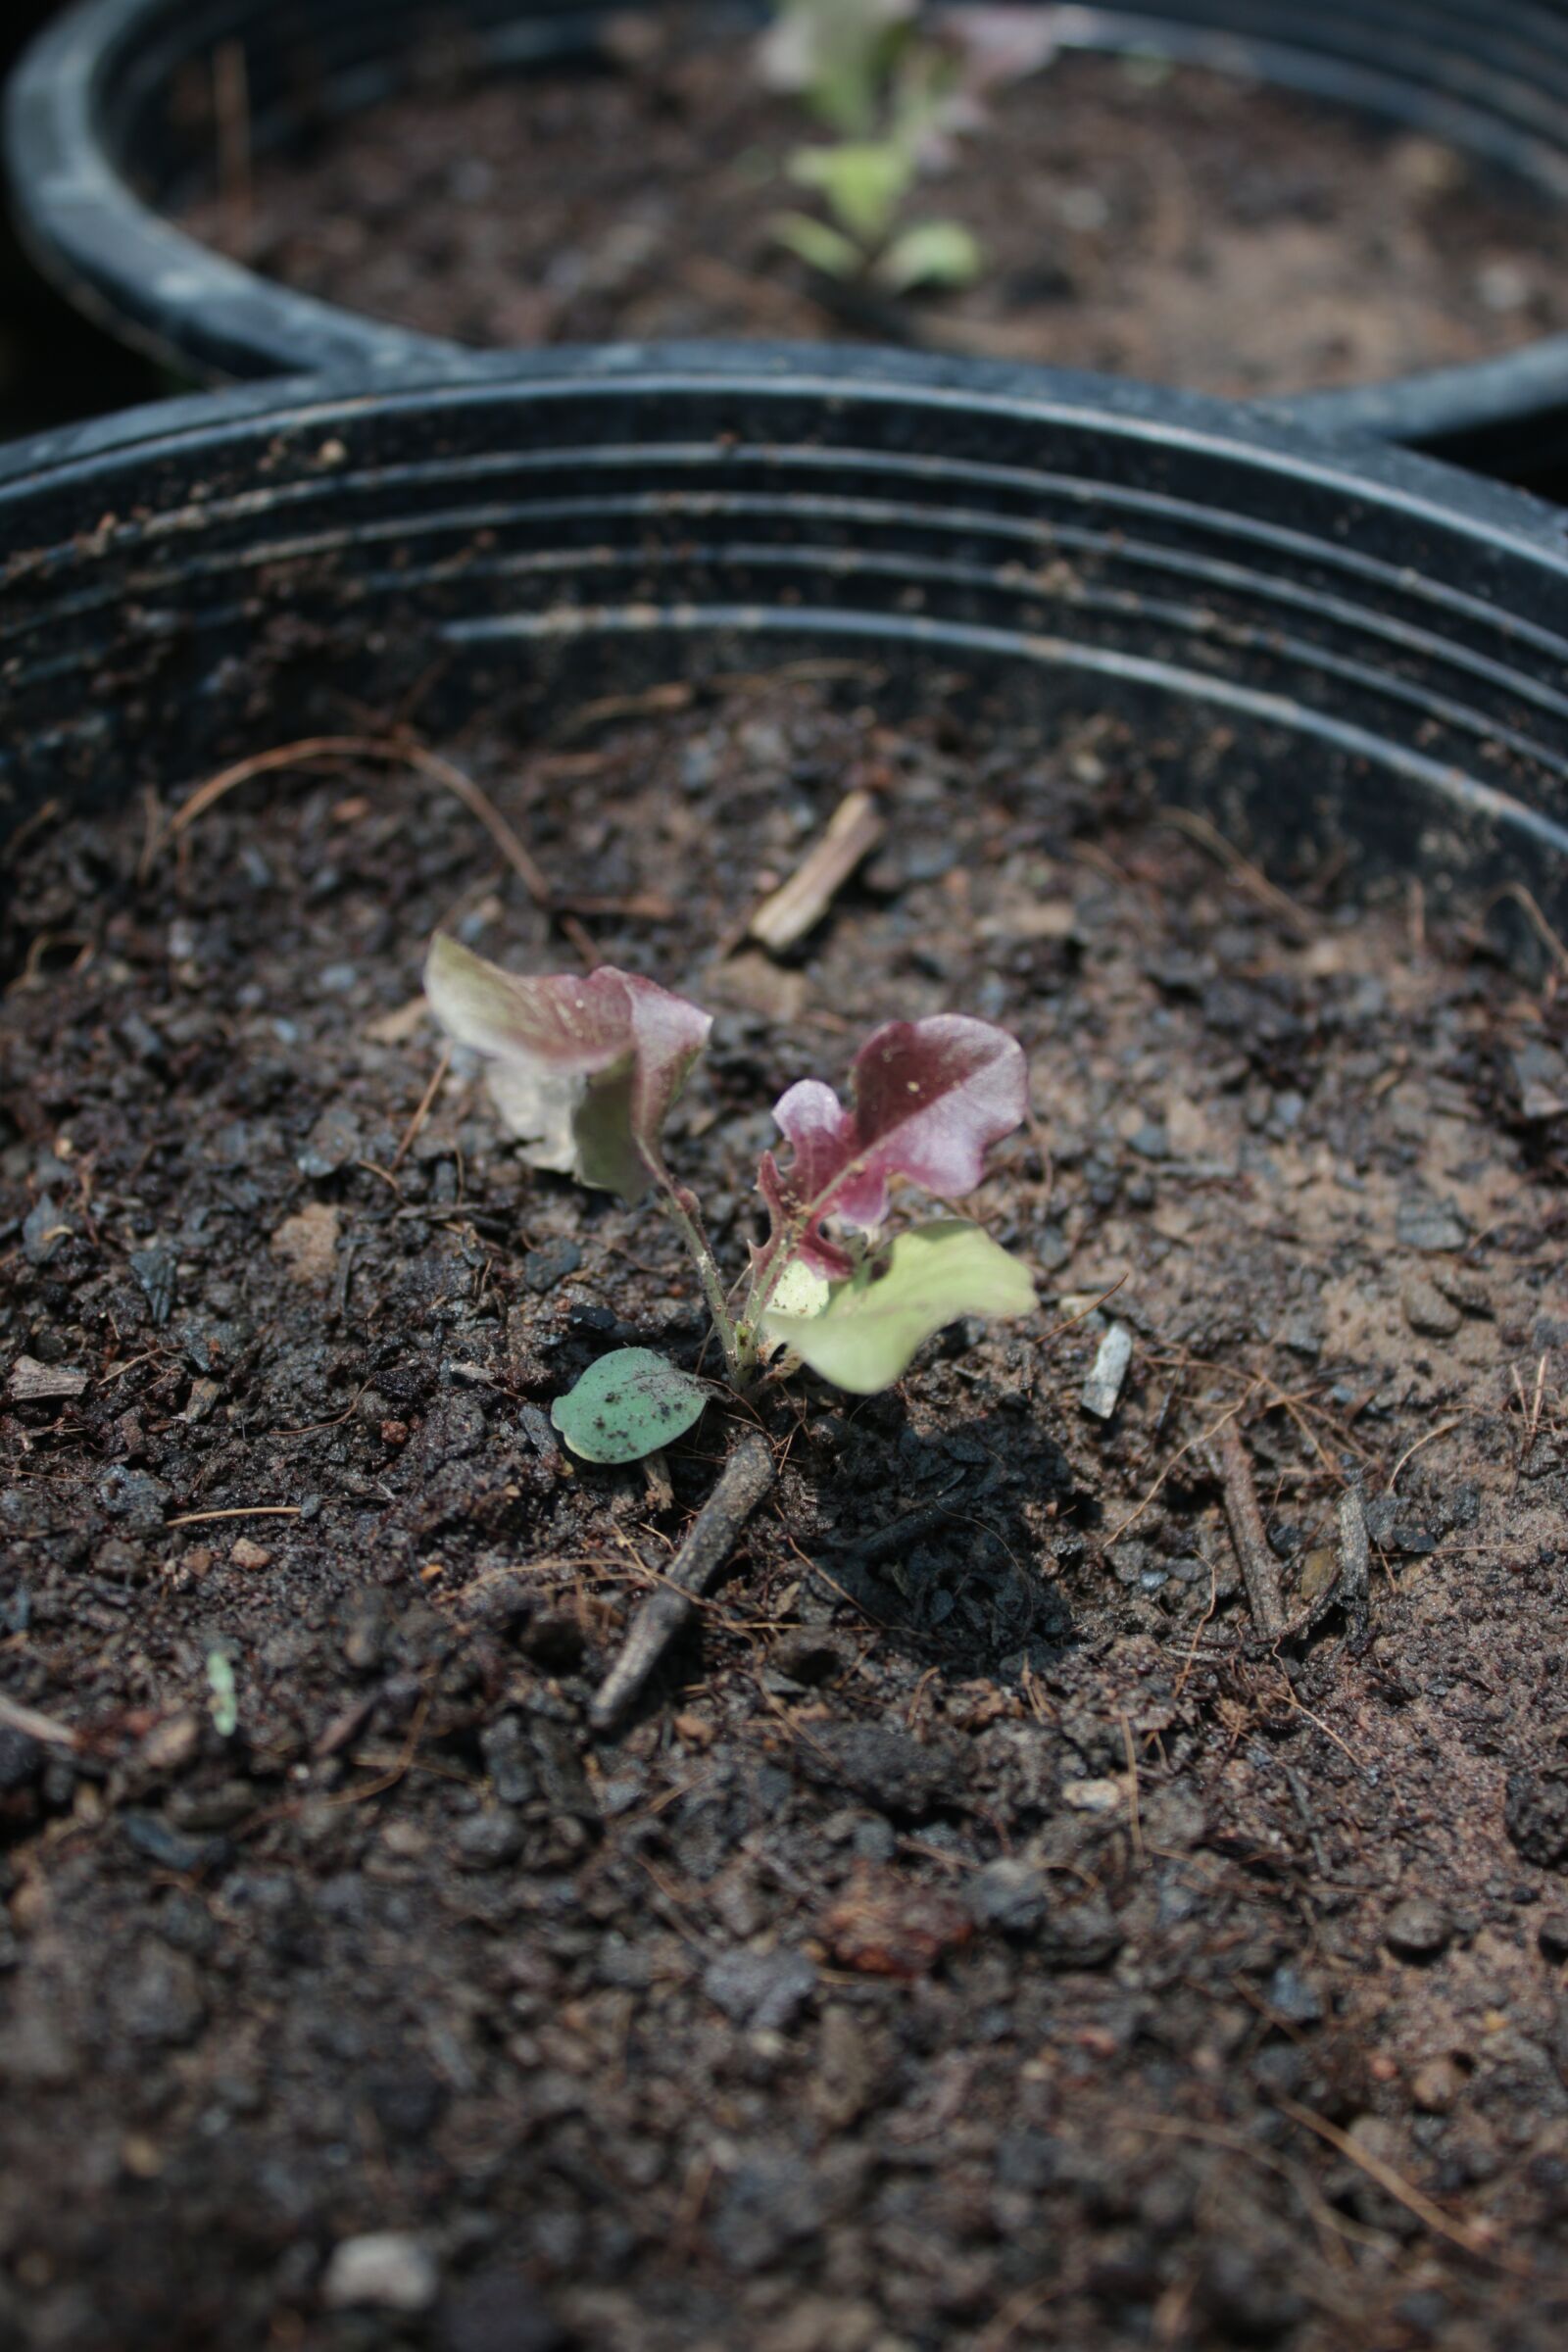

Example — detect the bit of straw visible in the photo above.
[0,1692,78,1749]
[166,734,555,911]
[591,1431,775,1734]
[167,1506,303,1528]
[1480,881,1568,976]
[1156,806,1312,940]
[1275,2095,1531,2272]
[389,1044,453,1175]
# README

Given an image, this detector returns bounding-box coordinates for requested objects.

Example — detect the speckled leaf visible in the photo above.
[760,1221,1036,1394]
[551,1348,708,1464]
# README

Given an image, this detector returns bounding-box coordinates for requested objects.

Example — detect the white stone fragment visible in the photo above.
[1080,1321,1133,1420]
[321,2234,438,2314]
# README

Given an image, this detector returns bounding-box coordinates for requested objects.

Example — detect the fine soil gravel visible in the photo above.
[2,668,1568,2352]
[179,17,1568,399]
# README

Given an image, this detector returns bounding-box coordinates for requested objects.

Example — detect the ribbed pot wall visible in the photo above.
[3,351,1568,968]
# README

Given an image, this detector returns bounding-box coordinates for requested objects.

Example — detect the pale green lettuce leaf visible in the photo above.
[760,1220,1035,1393]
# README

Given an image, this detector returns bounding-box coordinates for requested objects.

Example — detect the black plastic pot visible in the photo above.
[0,0,159,438]
[3,346,1568,970]
[12,2,1568,481]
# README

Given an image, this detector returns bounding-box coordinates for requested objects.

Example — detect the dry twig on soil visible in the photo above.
[590,1431,775,1733]
[166,733,555,907]
[1335,1484,1371,1646]
[1208,1421,1287,1641]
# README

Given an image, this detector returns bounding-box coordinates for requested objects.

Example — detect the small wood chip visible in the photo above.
[180,1377,222,1425]
[710,950,809,1024]
[7,1354,88,1401]
[748,789,885,954]
[1062,1777,1124,1813]
[641,1449,675,1513]
[138,1712,202,1773]
[230,1538,274,1570]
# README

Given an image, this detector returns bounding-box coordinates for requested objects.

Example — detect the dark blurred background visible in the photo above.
[1,0,159,440]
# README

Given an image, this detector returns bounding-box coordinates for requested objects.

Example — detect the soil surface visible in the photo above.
[179,16,1568,397]
[3,669,1568,2352]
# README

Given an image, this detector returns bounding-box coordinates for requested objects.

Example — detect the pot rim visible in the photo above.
[5,336,1567,561]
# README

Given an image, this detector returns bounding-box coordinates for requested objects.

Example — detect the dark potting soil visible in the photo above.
[3,668,1568,2351]
[180,23,1568,397]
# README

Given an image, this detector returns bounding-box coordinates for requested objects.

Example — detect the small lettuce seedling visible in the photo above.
[773,136,983,298]
[426,937,1037,1460]
[762,2,1057,296]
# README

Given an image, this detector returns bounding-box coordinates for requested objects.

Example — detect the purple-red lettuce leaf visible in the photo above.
[757,1014,1027,1275]
[424,936,711,1202]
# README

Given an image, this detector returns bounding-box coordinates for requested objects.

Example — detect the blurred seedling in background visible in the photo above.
[425,938,1037,1464]
[760,1,1058,295]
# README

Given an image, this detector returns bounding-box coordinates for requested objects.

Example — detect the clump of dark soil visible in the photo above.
[180,18,1568,397]
[3,668,1568,2351]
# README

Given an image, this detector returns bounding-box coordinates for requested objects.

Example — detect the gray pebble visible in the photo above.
[523,1239,583,1293]
[1537,1911,1568,1962]
[1396,1197,1470,1253]
[129,1246,176,1326]
[1400,1275,1461,1339]
[454,1808,523,1871]
[703,1947,818,2032]
[297,1102,362,1179]
[966,1858,1050,1937]
[22,1196,69,1266]
[1385,1895,1452,1960]
[120,1940,208,2045]
[121,1810,229,1877]
[1265,1965,1324,2026]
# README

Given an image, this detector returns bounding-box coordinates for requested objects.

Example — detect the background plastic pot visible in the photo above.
[11,2,1568,484]
[0,0,155,437]
[3,345,1568,969]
